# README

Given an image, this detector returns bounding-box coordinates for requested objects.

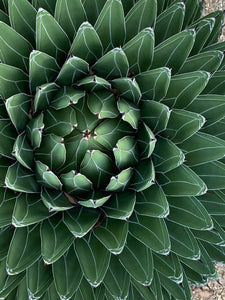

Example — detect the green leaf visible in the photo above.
[199,189,225,216]
[0,9,9,24]
[0,189,15,227]
[151,30,195,74]
[70,21,103,65]
[135,184,169,218]
[53,246,82,299]
[75,233,111,287]
[0,157,12,187]
[27,258,53,299]
[0,119,17,158]
[12,132,33,170]
[0,64,29,99]
[0,21,32,72]
[41,215,74,264]
[26,113,44,149]
[131,276,159,300]
[106,167,133,192]
[201,41,225,70]
[162,71,209,109]
[117,98,140,129]
[136,67,171,101]
[168,195,213,229]
[159,273,186,300]
[182,0,198,28]
[95,0,125,52]
[5,162,40,193]
[129,212,171,254]
[6,224,41,275]
[36,8,70,63]
[111,78,141,103]
[204,10,224,46]
[8,0,36,46]
[29,51,59,92]
[140,100,171,133]
[35,134,66,171]
[202,71,225,95]
[37,0,57,15]
[77,75,111,92]
[103,191,136,220]
[125,0,157,42]
[33,83,59,113]
[41,188,73,212]
[73,278,97,300]
[5,93,30,132]
[0,225,13,260]
[54,0,85,41]
[137,122,156,159]
[94,218,128,254]
[56,55,89,85]
[123,27,154,74]
[201,119,225,140]
[158,164,207,196]
[130,158,155,192]
[166,219,200,259]
[113,136,138,169]
[154,2,185,45]
[152,137,185,173]
[162,109,205,143]
[93,47,129,80]
[61,171,92,194]
[64,207,99,238]
[103,255,130,300]
[192,161,225,190]
[35,161,62,191]
[119,234,153,286]
[12,193,54,227]
[78,191,111,208]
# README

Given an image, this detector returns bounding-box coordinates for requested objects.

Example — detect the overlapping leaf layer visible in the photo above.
[0,0,225,299]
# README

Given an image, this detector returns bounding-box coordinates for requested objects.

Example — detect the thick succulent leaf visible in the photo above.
[159,273,186,300]
[140,100,171,133]
[42,282,61,300]
[12,132,33,170]
[122,27,154,74]
[103,191,136,220]
[201,241,225,264]
[0,189,15,227]
[119,234,153,286]
[201,119,225,140]
[61,171,92,194]
[56,55,89,85]
[168,196,213,229]
[201,41,225,70]
[73,278,97,300]
[0,118,16,158]
[204,10,224,46]
[192,161,225,190]
[130,276,159,300]
[54,0,85,41]
[103,255,130,300]
[0,225,14,260]
[6,224,41,275]
[41,189,74,211]
[77,191,111,208]
[135,184,169,218]
[166,219,200,259]
[0,64,29,99]
[137,122,156,159]
[35,134,66,171]
[154,2,185,45]
[136,67,171,101]
[64,207,99,238]
[26,113,44,149]
[129,212,171,254]
[113,136,138,169]
[70,21,103,65]
[41,214,75,264]
[53,246,82,299]
[0,21,32,72]
[93,47,129,80]
[35,161,62,190]
[162,109,205,143]
[5,162,39,193]
[75,232,111,287]
[36,8,70,63]
[27,258,53,299]
[0,9,9,24]
[130,158,155,192]
[162,71,209,109]
[106,167,133,192]
[77,75,111,92]
[12,193,54,227]
[110,78,141,103]
[33,82,59,113]
[44,106,77,136]
[0,157,12,187]
[202,71,225,95]
[37,0,57,15]
[117,98,140,129]
[125,0,157,42]
[8,0,36,46]
[94,218,128,254]
[199,189,225,216]
[182,0,199,27]
[5,93,30,132]
[151,30,195,74]
[158,164,207,196]
[152,137,185,173]
[29,51,59,91]
[179,132,225,166]
[94,0,125,52]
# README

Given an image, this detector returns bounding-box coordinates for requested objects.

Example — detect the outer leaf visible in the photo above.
[0,9,9,24]
[0,157,12,187]
[0,118,17,158]
[41,215,75,264]
[0,189,15,227]
[41,188,73,212]
[129,212,171,255]
[199,190,225,216]
[6,224,41,275]
[73,278,97,300]
[159,273,186,300]
[0,225,14,260]
[37,0,57,15]
[202,71,225,95]
[12,132,33,170]
[75,233,111,287]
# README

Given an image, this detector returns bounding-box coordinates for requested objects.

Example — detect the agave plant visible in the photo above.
[0,0,225,299]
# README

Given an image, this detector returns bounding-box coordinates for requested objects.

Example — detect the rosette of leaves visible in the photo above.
[0,0,225,299]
